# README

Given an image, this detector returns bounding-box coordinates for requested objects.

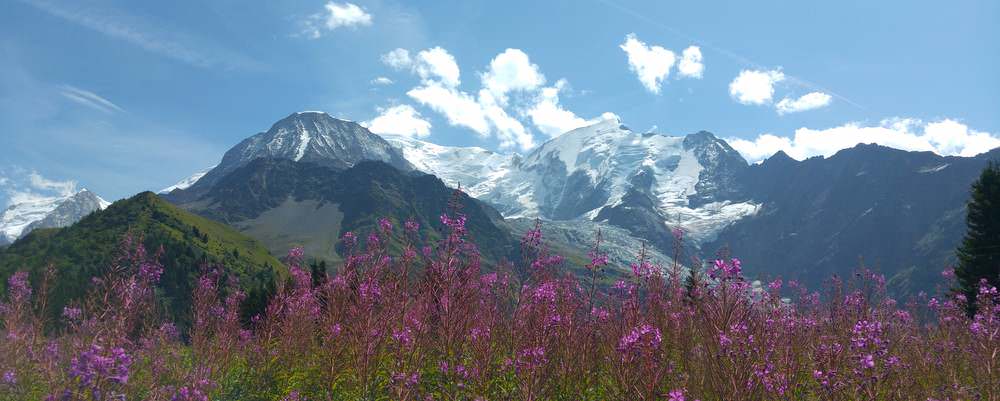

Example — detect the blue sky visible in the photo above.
[1,0,998,204]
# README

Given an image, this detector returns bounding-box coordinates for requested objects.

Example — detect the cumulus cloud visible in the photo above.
[620,33,676,94]
[303,2,372,38]
[362,104,432,138]
[382,47,461,87]
[478,90,535,150]
[527,80,618,137]
[407,82,491,136]
[389,46,611,150]
[677,46,704,79]
[59,85,123,114]
[413,47,461,87]
[481,49,546,103]
[370,76,394,85]
[728,119,1000,163]
[729,69,785,105]
[775,92,832,115]
[381,48,412,70]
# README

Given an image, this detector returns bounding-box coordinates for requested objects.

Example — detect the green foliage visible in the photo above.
[956,160,1000,309]
[0,191,286,327]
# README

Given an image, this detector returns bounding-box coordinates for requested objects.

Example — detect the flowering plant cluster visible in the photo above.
[1,209,998,400]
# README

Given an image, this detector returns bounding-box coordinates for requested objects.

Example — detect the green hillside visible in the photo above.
[0,191,286,325]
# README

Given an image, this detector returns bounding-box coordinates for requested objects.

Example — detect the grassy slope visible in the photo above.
[0,191,286,325]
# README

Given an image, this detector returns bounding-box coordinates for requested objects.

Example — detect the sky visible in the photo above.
[1,0,998,205]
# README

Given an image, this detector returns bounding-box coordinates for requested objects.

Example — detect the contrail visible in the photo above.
[594,0,864,110]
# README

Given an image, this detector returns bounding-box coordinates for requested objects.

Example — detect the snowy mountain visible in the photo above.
[160,165,215,194]
[382,135,519,198]
[174,112,412,200]
[388,117,759,247]
[0,189,110,244]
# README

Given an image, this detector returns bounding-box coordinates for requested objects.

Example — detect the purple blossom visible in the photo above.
[618,324,663,361]
[378,217,393,233]
[6,271,31,302]
[709,258,742,280]
[62,306,82,321]
[138,260,164,283]
[2,370,15,385]
[404,219,420,233]
[341,231,357,248]
[515,346,547,371]
[69,344,133,387]
[359,280,381,302]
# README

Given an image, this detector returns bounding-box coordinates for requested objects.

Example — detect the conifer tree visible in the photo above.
[956,161,1000,310]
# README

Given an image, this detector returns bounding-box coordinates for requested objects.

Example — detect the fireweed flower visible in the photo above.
[341,231,357,249]
[630,260,657,279]
[404,219,420,233]
[62,306,82,321]
[7,271,31,303]
[709,258,742,280]
[587,249,608,270]
[515,346,547,371]
[359,280,381,302]
[618,324,662,361]
[69,344,133,387]
[378,217,394,234]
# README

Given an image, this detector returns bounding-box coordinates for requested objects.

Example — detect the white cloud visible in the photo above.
[677,46,704,79]
[370,76,394,85]
[776,92,832,115]
[478,89,535,150]
[414,47,461,87]
[729,69,785,105]
[382,47,461,87]
[28,172,77,196]
[527,80,617,137]
[59,85,123,114]
[393,46,612,150]
[0,168,77,208]
[303,2,372,38]
[407,82,490,136]
[620,33,676,94]
[728,118,1000,163]
[362,104,432,138]
[381,48,412,70]
[481,48,546,103]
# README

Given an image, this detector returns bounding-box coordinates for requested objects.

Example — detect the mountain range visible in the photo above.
[0,189,110,246]
[3,111,997,298]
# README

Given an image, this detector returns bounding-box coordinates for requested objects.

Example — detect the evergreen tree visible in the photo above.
[956,161,1000,310]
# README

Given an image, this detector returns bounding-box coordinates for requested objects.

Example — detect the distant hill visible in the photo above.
[706,145,1000,295]
[168,158,519,265]
[0,192,286,324]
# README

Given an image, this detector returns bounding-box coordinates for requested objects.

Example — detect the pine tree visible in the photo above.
[956,161,1000,310]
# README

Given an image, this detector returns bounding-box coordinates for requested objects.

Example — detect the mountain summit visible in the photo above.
[389,119,759,245]
[0,189,110,245]
[170,112,413,199]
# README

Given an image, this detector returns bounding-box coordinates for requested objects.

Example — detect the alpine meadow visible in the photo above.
[1,1,999,400]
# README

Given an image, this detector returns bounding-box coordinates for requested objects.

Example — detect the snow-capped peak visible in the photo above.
[171,112,413,195]
[386,118,758,245]
[159,166,216,194]
[383,135,518,198]
[0,189,109,243]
